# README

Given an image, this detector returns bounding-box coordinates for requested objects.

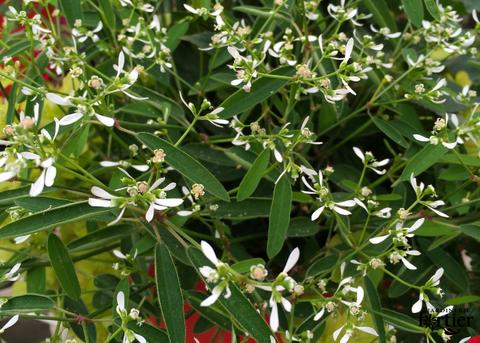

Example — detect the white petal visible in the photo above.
[163,182,176,191]
[336,200,356,207]
[46,93,71,106]
[108,208,126,226]
[408,218,425,232]
[201,287,222,307]
[1,315,19,331]
[14,235,31,244]
[404,250,421,256]
[30,170,46,197]
[281,297,292,312]
[353,147,364,161]
[133,334,146,343]
[116,291,125,311]
[333,324,346,341]
[400,256,417,270]
[333,206,352,215]
[21,152,41,160]
[45,166,57,187]
[201,240,219,265]
[427,205,449,218]
[354,198,368,212]
[91,186,117,199]
[369,235,389,244]
[269,301,279,332]
[117,52,125,77]
[311,206,325,221]
[155,198,184,207]
[59,113,83,126]
[88,198,112,207]
[343,38,354,63]
[283,247,300,273]
[0,171,17,182]
[146,202,155,222]
[94,113,115,127]
[413,134,430,142]
[314,307,325,321]
[412,298,423,313]
[199,266,213,278]
[356,286,364,304]
[274,149,283,162]
[100,161,120,167]
[340,333,351,343]
[132,165,149,172]
[356,326,378,336]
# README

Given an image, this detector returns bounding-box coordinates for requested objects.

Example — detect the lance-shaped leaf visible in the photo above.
[155,243,185,343]
[306,254,339,278]
[188,247,278,342]
[424,0,441,21]
[267,174,292,258]
[59,0,84,28]
[399,143,448,181]
[66,224,135,253]
[363,276,386,343]
[138,133,229,201]
[27,267,46,294]
[48,234,81,300]
[186,291,232,332]
[381,309,424,333]
[217,66,295,119]
[402,0,424,27]
[237,148,270,201]
[98,0,115,29]
[1,295,55,312]
[0,201,112,239]
[372,118,409,148]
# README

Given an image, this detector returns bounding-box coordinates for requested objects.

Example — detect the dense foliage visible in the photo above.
[0,0,479,343]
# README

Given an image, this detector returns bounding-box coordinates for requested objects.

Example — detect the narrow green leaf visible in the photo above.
[237,148,270,201]
[399,143,448,181]
[362,0,398,33]
[418,238,469,291]
[193,316,215,334]
[439,165,469,181]
[306,254,339,278]
[137,133,229,201]
[267,175,292,258]
[428,231,461,250]
[412,219,454,236]
[424,0,441,21]
[0,186,48,205]
[164,22,189,51]
[124,321,169,343]
[98,0,115,29]
[375,194,403,201]
[131,86,184,118]
[231,258,266,274]
[218,66,295,119]
[14,197,72,212]
[188,247,278,342]
[0,201,111,239]
[27,267,46,294]
[186,291,231,331]
[211,198,271,219]
[363,276,386,343]
[1,295,54,312]
[445,295,480,305]
[64,296,97,343]
[48,234,81,300]
[67,224,136,253]
[459,223,480,239]
[381,309,424,333]
[402,0,424,26]
[59,0,84,28]
[6,82,17,125]
[372,118,409,148]
[439,153,480,166]
[0,40,37,62]
[233,6,292,21]
[225,146,281,182]
[155,243,185,343]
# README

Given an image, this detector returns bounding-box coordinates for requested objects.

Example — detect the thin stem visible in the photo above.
[104,327,123,343]
[175,117,198,147]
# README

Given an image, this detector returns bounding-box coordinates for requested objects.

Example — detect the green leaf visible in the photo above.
[375,194,403,201]
[211,198,271,219]
[6,82,17,125]
[124,321,169,343]
[155,243,185,343]
[182,144,237,167]
[0,201,111,239]
[267,175,292,258]
[27,267,46,294]
[164,22,189,52]
[428,230,461,250]
[98,0,115,29]
[362,0,398,33]
[445,296,480,305]
[231,258,266,274]
[418,238,469,291]
[237,148,270,201]
[439,153,480,166]
[14,197,72,212]
[64,296,97,343]
[233,6,292,21]
[1,294,55,312]
[0,40,37,62]
[439,165,470,181]
[381,309,424,333]
[225,147,281,183]
[424,0,441,21]
[401,48,417,64]
[59,0,84,28]
[48,234,81,300]
[188,247,278,342]
[459,223,480,239]
[131,86,184,118]
[218,66,295,119]
[372,118,409,148]
[292,191,316,203]
[363,276,386,343]
[186,291,231,331]
[137,133,229,202]
[0,186,34,205]
[287,217,319,237]
[306,254,339,278]
[412,219,454,236]
[66,224,136,253]
[399,143,448,181]
[402,0,424,26]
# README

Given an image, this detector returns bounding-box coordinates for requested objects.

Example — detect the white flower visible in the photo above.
[184,4,222,17]
[110,52,148,101]
[199,241,231,307]
[100,161,149,172]
[88,186,125,226]
[72,21,103,43]
[311,199,356,220]
[3,263,21,281]
[327,0,358,23]
[0,315,19,334]
[30,157,57,197]
[369,218,424,245]
[353,147,388,174]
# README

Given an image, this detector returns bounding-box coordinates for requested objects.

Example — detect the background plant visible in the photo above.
[0,0,479,343]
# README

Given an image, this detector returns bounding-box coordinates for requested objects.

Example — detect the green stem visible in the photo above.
[175,117,198,147]
[104,327,123,343]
